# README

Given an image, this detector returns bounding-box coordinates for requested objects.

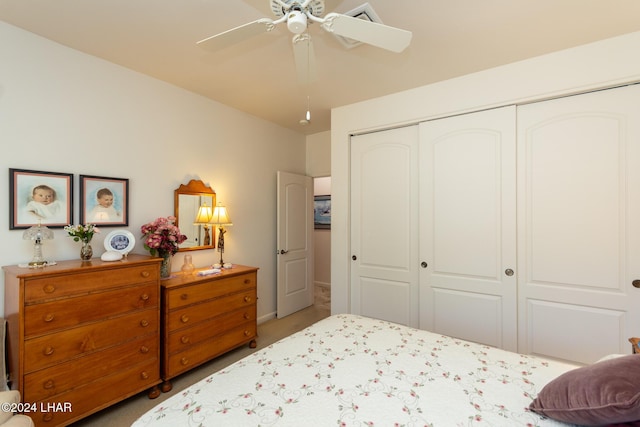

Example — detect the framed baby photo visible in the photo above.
[79,175,129,226]
[9,168,74,229]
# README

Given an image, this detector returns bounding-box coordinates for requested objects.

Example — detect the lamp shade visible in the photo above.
[210,203,232,226]
[193,203,213,224]
[22,222,54,241]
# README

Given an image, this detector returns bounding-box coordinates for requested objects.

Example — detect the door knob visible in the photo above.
[505,269,514,276]
[633,280,640,288]
[279,249,289,254]
[421,261,428,268]
[352,255,357,260]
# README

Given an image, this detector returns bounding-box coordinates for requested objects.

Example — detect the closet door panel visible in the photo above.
[518,84,640,363]
[420,106,517,350]
[350,125,420,327]
[433,289,503,347]
[527,115,619,287]
[526,300,623,364]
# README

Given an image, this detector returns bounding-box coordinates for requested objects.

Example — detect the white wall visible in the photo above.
[331,31,640,314]
[0,22,307,321]
[306,130,331,178]
[307,131,331,302]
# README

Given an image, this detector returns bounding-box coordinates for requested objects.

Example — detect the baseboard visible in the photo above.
[258,312,277,325]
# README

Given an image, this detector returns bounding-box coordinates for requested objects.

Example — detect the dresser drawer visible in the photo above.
[23,335,157,402]
[167,306,256,352]
[25,264,158,303]
[167,289,255,331]
[166,322,257,378]
[24,309,158,373]
[166,272,256,309]
[30,358,159,427]
[25,283,158,337]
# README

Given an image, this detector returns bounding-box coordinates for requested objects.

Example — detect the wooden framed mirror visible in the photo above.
[174,179,216,251]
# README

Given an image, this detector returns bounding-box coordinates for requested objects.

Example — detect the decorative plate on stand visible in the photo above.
[103,229,135,255]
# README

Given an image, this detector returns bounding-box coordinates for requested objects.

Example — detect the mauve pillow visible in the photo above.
[529,354,640,426]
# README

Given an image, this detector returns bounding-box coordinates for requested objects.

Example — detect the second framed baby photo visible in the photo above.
[79,175,129,226]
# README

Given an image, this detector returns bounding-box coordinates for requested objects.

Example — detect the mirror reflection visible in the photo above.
[174,180,216,251]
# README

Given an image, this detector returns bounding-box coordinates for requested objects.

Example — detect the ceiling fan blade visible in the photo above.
[321,13,412,53]
[197,18,275,52]
[292,33,317,84]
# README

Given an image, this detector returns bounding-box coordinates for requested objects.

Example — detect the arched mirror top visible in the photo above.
[174,179,216,251]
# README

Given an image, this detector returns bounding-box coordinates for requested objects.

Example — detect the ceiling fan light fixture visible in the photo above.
[287,10,307,34]
[271,0,325,18]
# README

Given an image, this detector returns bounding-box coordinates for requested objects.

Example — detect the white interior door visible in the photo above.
[419,106,517,351]
[517,84,640,364]
[350,125,419,327]
[277,171,314,318]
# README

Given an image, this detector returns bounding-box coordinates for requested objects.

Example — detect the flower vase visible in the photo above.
[159,252,173,279]
[80,240,93,261]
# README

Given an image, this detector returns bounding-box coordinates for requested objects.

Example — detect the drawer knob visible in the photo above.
[180,336,190,344]
[140,319,149,327]
[181,314,189,323]
[140,293,150,301]
[43,346,54,356]
[244,279,251,284]
[42,413,53,422]
[43,284,56,294]
[141,271,150,278]
[140,346,149,354]
[140,371,149,380]
[243,312,250,320]
[244,330,251,337]
[43,313,55,323]
[43,380,54,390]
[244,296,252,303]
[180,293,188,300]
[180,357,189,366]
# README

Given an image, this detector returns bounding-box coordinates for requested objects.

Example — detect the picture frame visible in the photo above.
[9,168,74,229]
[103,229,136,255]
[314,195,331,229]
[79,175,129,226]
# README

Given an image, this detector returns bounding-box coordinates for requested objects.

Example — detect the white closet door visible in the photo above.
[518,84,640,364]
[350,125,420,327]
[419,106,517,351]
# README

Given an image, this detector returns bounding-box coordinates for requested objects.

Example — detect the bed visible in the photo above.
[132,314,640,426]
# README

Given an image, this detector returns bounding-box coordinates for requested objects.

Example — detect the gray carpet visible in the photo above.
[70,305,330,426]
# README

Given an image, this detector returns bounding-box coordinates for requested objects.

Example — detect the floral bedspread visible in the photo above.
[132,314,579,427]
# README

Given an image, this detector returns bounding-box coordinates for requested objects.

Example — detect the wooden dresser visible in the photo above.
[2,254,161,426]
[160,265,258,391]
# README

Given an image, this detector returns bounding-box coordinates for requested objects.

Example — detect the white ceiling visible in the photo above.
[2,0,640,135]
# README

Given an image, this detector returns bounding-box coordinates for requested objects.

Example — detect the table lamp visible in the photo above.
[23,221,54,267]
[210,202,233,265]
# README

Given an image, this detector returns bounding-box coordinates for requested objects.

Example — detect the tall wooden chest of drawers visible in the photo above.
[160,265,258,391]
[2,254,161,426]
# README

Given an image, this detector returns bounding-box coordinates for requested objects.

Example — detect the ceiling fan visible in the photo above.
[197,0,412,84]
